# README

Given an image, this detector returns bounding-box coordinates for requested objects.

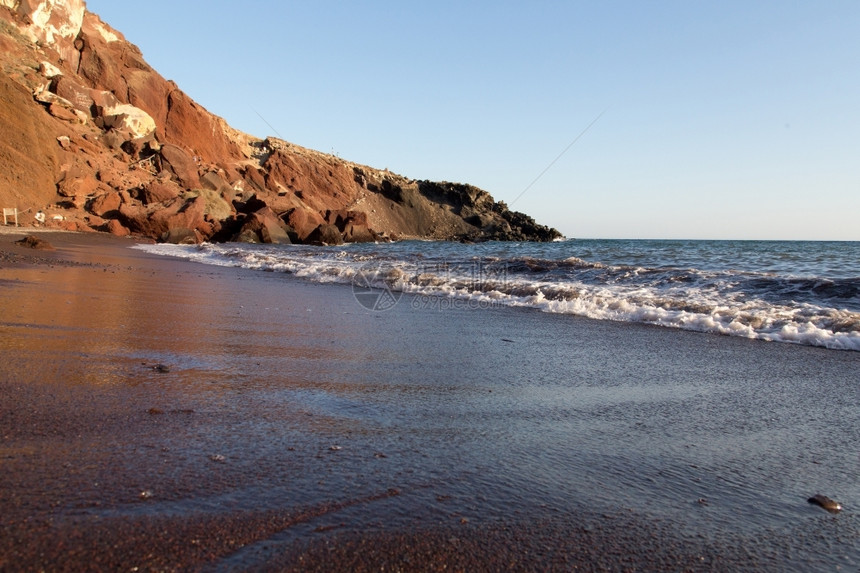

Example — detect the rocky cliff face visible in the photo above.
[0,1,561,244]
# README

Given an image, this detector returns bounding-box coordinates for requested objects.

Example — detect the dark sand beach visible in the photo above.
[1,230,858,571]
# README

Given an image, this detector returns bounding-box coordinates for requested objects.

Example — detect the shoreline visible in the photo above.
[1,230,858,571]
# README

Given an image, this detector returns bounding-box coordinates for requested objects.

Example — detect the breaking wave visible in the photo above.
[136,239,860,351]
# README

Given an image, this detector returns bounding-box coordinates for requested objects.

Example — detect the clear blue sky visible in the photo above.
[85,1,859,240]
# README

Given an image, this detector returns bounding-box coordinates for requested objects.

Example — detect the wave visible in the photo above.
[135,243,860,352]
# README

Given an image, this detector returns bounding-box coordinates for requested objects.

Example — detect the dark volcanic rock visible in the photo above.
[808,494,841,513]
[327,210,377,243]
[15,235,54,250]
[282,208,323,242]
[234,207,291,244]
[305,223,344,246]
[233,195,269,215]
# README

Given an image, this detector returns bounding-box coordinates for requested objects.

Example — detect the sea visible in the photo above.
[138,238,860,352]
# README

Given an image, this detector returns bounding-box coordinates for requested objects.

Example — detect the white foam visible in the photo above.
[135,243,860,351]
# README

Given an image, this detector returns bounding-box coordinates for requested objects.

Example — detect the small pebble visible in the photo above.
[807,494,841,512]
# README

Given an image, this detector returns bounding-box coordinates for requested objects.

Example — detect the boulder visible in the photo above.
[200,171,234,198]
[119,195,208,240]
[305,223,343,246]
[68,133,100,154]
[233,228,260,244]
[89,89,121,114]
[117,202,152,235]
[182,188,232,222]
[101,103,156,140]
[242,165,267,192]
[105,218,130,237]
[96,166,130,192]
[168,195,208,235]
[159,144,200,189]
[15,235,54,250]
[47,102,84,123]
[120,134,156,159]
[39,61,63,79]
[234,207,291,244]
[326,209,369,230]
[88,191,121,217]
[58,176,100,198]
[84,214,107,228]
[90,90,156,142]
[324,209,376,243]
[282,207,323,242]
[162,227,202,244]
[343,222,378,243]
[52,76,94,114]
[142,180,181,204]
[34,87,86,124]
[100,130,126,151]
[233,194,268,214]
[211,163,240,184]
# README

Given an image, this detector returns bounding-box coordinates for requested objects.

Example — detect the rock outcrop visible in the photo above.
[0,1,561,244]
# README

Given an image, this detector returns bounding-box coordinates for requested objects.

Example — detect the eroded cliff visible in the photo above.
[0,1,561,244]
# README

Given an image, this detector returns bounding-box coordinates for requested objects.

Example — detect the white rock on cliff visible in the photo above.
[2,0,85,65]
[101,102,157,140]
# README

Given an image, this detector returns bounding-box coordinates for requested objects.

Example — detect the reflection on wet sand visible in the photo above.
[1,231,858,571]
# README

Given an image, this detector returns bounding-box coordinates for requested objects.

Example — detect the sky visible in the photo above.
[83,1,860,240]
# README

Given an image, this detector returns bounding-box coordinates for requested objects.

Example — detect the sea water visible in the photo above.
[138,239,860,351]
[117,237,860,569]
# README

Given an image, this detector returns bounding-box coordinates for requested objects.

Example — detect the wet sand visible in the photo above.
[1,230,858,571]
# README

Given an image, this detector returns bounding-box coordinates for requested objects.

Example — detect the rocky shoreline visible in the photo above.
[0,1,561,246]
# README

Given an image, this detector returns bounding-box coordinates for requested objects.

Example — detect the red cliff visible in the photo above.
[0,1,560,244]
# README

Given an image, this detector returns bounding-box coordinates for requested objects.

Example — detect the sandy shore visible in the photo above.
[1,230,857,571]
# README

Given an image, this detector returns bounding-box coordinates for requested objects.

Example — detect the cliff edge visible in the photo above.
[0,1,561,244]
